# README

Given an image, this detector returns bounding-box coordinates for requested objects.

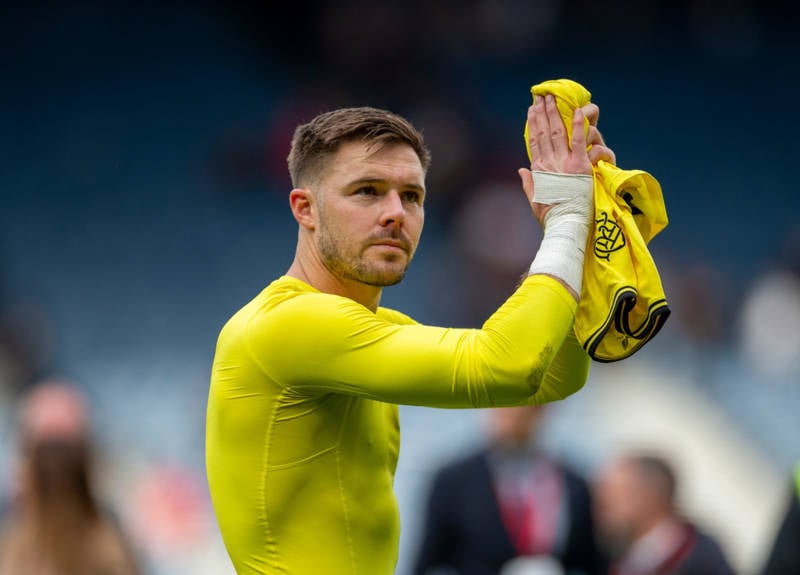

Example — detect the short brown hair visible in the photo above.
[287,107,431,187]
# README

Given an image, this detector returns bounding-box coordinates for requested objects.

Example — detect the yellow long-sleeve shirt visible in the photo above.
[206,274,589,574]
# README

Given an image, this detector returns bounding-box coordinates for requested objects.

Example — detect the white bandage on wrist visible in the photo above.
[528,171,593,296]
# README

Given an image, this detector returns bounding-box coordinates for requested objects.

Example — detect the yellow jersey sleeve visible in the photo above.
[243,273,586,408]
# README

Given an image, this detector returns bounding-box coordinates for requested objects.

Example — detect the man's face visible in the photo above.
[594,460,647,551]
[489,405,548,448]
[311,140,426,287]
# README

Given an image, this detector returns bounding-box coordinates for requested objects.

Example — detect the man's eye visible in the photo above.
[402,191,420,203]
[355,186,377,196]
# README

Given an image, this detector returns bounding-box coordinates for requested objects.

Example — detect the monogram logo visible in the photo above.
[594,212,625,260]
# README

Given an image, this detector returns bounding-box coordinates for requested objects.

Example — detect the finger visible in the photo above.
[533,96,555,166]
[525,105,539,160]
[586,125,606,148]
[545,94,569,158]
[581,103,599,127]
[588,144,616,166]
[570,107,588,152]
[518,168,534,204]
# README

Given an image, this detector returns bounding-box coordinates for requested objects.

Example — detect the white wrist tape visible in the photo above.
[528,171,593,295]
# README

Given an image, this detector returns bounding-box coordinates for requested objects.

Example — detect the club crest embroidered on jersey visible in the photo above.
[594,212,625,260]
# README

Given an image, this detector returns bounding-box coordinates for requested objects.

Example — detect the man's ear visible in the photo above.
[289,188,316,230]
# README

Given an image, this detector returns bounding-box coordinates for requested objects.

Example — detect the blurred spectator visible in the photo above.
[738,228,800,380]
[0,380,140,575]
[760,463,800,575]
[414,405,602,575]
[668,262,727,347]
[593,453,735,575]
[738,272,800,379]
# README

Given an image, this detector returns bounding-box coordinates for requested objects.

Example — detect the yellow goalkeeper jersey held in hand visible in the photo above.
[525,78,671,362]
[206,274,589,574]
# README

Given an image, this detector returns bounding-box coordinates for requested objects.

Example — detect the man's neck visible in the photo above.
[622,514,686,572]
[286,258,383,313]
[634,512,676,542]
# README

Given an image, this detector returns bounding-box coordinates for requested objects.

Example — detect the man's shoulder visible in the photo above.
[434,449,490,479]
[677,523,735,575]
[376,306,417,326]
[247,275,321,312]
[691,527,731,559]
[219,277,401,351]
[221,277,333,331]
[556,459,592,489]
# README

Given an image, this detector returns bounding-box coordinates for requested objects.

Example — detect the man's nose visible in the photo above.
[379,190,405,226]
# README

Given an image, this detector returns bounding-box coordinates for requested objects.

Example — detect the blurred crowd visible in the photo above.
[1,0,799,573]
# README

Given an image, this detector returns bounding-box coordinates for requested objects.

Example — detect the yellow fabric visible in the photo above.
[206,274,590,574]
[524,78,670,362]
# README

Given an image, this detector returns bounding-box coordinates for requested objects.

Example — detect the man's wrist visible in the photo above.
[528,171,593,297]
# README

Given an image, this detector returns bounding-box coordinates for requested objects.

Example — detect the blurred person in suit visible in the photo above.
[414,405,603,575]
[761,463,800,575]
[0,380,140,575]
[593,454,734,575]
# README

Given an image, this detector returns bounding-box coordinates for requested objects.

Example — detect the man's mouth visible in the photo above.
[370,237,409,253]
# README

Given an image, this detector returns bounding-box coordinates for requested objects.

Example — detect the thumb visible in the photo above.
[518,168,534,204]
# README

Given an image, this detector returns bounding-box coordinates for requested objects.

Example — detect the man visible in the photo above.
[414,405,604,575]
[206,98,614,574]
[593,454,735,575]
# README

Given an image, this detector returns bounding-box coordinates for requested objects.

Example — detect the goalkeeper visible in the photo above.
[206,97,615,574]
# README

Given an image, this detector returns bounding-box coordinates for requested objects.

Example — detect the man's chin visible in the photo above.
[366,271,405,287]
[359,265,407,287]
[354,256,411,286]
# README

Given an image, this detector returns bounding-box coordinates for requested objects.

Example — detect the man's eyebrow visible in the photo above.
[347,178,425,192]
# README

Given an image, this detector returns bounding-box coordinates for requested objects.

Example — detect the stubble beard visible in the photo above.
[317,228,409,287]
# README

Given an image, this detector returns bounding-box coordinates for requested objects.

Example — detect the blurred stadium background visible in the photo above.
[1,1,798,573]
